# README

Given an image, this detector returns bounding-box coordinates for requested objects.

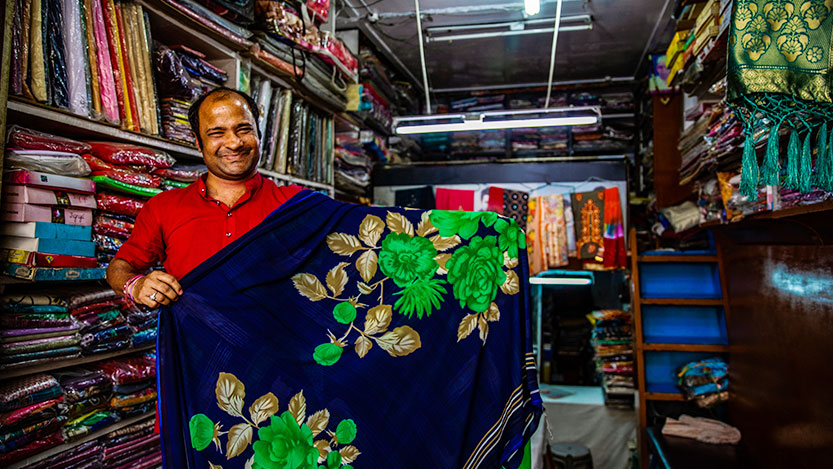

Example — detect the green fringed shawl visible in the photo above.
[728,0,833,198]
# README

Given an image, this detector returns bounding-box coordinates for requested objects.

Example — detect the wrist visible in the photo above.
[123,274,144,301]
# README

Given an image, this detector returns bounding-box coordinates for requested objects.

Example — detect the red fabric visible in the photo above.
[435,188,474,211]
[487,186,505,213]
[113,174,303,280]
[602,187,627,269]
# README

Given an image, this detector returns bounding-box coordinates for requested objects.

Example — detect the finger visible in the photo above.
[156,295,172,306]
[149,271,183,295]
[147,279,178,301]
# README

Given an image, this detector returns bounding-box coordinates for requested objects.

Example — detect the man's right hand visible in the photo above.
[132,271,184,308]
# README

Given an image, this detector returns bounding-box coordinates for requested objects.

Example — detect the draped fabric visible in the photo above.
[158,191,541,469]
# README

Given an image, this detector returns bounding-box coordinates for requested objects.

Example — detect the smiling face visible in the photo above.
[196,92,260,181]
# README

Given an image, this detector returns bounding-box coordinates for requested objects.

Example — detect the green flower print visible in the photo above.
[378,233,438,287]
[494,218,527,259]
[313,343,343,366]
[394,278,447,319]
[429,211,498,239]
[326,451,342,468]
[335,419,357,444]
[252,412,318,469]
[806,45,824,63]
[446,236,507,313]
[333,302,357,324]
[188,414,214,451]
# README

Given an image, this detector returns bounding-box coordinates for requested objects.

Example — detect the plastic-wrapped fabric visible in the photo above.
[130,327,157,347]
[103,418,153,444]
[93,215,134,238]
[86,338,132,355]
[63,410,119,441]
[286,98,304,175]
[81,0,103,118]
[151,164,204,182]
[177,53,227,85]
[0,397,62,430]
[0,346,82,364]
[80,324,132,349]
[95,354,155,385]
[94,233,125,254]
[1,304,67,313]
[87,141,175,167]
[161,179,190,190]
[11,0,24,96]
[102,433,160,466]
[0,313,74,329]
[0,416,67,453]
[109,387,155,409]
[29,0,49,103]
[91,169,161,188]
[153,42,200,101]
[46,0,70,109]
[101,0,129,129]
[72,308,123,333]
[95,193,145,217]
[114,2,141,132]
[7,125,92,153]
[0,334,80,355]
[0,325,81,343]
[0,431,63,466]
[136,6,160,135]
[92,175,163,197]
[63,391,111,418]
[54,368,113,403]
[272,89,293,173]
[62,0,90,116]
[90,0,119,123]
[120,4,150,133]
[69,299,125,317]
[25,440,102,469]
[5,149,92,176]
[307,0,328,21]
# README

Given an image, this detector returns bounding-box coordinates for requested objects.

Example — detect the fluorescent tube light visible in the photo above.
[425,15,592,43]
[524,0,540,16]
[529,277,592,285]
[394,107,600,135]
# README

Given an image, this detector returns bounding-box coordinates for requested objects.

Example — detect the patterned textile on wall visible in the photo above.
[571,190,605,260]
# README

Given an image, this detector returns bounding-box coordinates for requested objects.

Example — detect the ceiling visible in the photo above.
[337,0,676,94]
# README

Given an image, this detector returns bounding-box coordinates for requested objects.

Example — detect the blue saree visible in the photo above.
[158,191,542,469]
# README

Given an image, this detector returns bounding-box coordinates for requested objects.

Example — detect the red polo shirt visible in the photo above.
[113,173,302,279]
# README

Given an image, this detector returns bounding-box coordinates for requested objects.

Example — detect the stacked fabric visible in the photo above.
[69,286,132,355]
[450,132,479,155]
[1,127,102,282]
[601,92,635,113]
[284,98,334,184]
[511,128,540,153]
[122,303,159,348]
[334,133,372,197]
[677,357,728,408]
[590,309,634,408]
[9,0,159,133]
[538,127,568,153]
[99,417,160,468]
[57,368,119,442]
[160,0,254,48]
[95,352,157,420]
[0,374,66,466]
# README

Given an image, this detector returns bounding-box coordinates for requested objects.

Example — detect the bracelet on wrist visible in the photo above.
[123,274,144,302]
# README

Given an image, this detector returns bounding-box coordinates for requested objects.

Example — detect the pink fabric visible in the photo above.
[90,0,119,123]
[435,188,474,211]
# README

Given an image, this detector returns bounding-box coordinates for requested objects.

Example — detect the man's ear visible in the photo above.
[193,131,202,153]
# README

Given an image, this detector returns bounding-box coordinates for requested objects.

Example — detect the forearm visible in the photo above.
[107,259,142,296]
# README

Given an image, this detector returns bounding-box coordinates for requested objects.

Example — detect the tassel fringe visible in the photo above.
[740,130,759,199]
[784,130,800,190]
[761,124,781,186]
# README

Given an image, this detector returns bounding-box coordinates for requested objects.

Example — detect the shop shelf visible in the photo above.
[638,262,722,299]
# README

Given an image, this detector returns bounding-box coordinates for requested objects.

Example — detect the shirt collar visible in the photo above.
[196,172,263,205]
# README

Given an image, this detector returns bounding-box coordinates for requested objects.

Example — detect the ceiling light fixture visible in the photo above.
[394,107,600,135]
[425,14,591,43]
[524,0,540,16]
[529,270,594,285]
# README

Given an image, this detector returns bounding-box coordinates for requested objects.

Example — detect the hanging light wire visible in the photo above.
[414,0,432,114]
[544,0,563,108]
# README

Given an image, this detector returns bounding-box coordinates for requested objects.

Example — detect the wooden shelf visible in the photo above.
[257,169,333,192]
[1,344,155,380]
[642,343,730,352]
[637,255,717,263]
[700,201,833,228]
[7,98,202,159]
[6,412,155,469]
[640,298,723,306]
[645,392,686,402]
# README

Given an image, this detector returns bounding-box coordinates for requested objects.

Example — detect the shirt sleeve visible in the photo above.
[112,197,165,272]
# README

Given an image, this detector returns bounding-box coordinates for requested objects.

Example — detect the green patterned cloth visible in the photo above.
[728,0,833,197]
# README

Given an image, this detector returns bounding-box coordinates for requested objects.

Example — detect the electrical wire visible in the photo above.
[544,0,563,108]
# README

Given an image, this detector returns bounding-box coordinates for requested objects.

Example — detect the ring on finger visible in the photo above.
[149,292,158,302]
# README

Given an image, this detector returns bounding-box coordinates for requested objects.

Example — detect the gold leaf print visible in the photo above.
[355,335,372,358]
[209,463,223,469]
[248,392,279,426]
[356,250,378,283]
[357,281,374,295]
[358,214,384,247]
[216,373,245,417]
[485,302,500,322]
[225,423,252,459]
[244,457,254,469]
[288,391,306,426]
[386,211,415,236]
[763,1,794,30]
[435,253,451,274]
[292,273,328,301]
[800,0,828,29]
[504,251,519,269]
[306,409,330,437]
[325,262,350,297]
[478,314,489,344]
[430,234,462,251]
[416,211,438,237]
[376,326,422,356]
[326,233,363,255]
[501,270,520,295]
[457,314,478,342]
[364,304,392,335]
[339,445,361,464]
[314,440,331,462]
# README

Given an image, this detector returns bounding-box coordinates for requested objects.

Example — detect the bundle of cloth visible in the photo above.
[0,374,66,466]
[334,134,372,196]
[662,415,741,445]
[58,369,119,442]
[677,357,728,408]
[95,352,157,420]
[589,309,634,408]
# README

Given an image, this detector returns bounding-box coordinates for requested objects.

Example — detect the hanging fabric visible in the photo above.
[571,190,605,260]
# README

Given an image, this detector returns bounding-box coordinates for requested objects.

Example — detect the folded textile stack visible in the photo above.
[9,0,159,133]
[590,309,634,408]
[677,357,728,408]
[99,417,160,468]
[1,127,102,282]
[601,92,635,112]
[0,293,82,369]
[69,287,132,355]
[122,303,159,348]
[511,128,540,153]
[93,192,143,268]
[57,368,119,442]
[0,374,66,466]
[161,0,254,48]
[450,132,479,155]
[334,133,372,196]
[94,352,157,420]
[284,97,334,184]
[538,127,568,152]
[450,94,505,112]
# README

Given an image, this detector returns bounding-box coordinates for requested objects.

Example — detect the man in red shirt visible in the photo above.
[106,87,301,306]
